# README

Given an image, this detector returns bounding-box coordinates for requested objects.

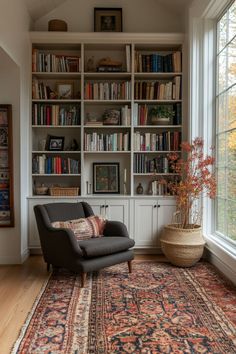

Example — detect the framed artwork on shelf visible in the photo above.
[46,135,65,151]
[94,8,122,32]
[0,105,14,227]
[93,162,120,194]
[56,81,74,99]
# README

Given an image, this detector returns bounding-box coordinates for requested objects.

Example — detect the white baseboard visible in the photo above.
[205,247,236,286]
[21,248,30,263]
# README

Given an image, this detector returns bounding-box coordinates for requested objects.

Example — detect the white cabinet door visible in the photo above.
[157,200,176,245]
[105,199,129,230]
[86,199,106,217]
[134,199,158,247]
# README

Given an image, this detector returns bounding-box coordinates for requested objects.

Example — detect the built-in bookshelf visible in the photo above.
[30,34,184,197]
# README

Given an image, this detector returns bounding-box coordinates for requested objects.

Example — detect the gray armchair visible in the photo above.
[34,202,135,287]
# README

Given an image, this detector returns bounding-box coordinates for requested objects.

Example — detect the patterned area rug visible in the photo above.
[12,262,236,353]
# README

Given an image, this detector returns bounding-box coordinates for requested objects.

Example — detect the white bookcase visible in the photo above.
[29,32,185,251]
[30,32,184,198]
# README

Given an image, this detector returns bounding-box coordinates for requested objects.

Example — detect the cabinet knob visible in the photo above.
[158,205,161,208]
[101,205,105,208]
[105,205,108,208]
[154,205,157,208]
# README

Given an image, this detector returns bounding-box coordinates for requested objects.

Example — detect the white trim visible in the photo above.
[30,32,185,45]
[21,248,30,263]
[205,242,236,286]
[189,0,236,278]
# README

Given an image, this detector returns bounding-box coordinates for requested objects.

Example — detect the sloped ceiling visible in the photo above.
[25,0,67,20]
[25,0,193,21]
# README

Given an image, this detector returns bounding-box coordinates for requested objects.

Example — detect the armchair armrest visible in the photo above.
[34,205,84,260]
[103,220,129,238]
[47,226,84,257]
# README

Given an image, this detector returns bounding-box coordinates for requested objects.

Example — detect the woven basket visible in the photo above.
[49,187,79,196]
[160,224,205,267]
[48,19,68,32]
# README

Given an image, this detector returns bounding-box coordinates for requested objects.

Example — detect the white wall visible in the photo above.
[0,50,21,262]
[0,0,31,263]
[34,0,185,32]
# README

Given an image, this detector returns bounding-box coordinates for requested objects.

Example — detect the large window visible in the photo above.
[216,0,236,242]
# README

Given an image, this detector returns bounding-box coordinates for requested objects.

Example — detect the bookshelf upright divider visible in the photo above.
[30,33,184,198]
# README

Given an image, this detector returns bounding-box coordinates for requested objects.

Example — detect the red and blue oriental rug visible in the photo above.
[12,262,236,353]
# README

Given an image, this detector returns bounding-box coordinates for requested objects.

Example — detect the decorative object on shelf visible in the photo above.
[65,139,79,151]
[46,135,65,151]
[49,187,79,196]
[97,57,122,72]
[123,168,127,195]
[86,181,92,195]
[93,162,120,194]
[0,105,14,227]
[136,183,144,195]
[103,109,120,125]
[160,138,216,267]
[38,139,46,151]
[56,81,73,99]
[149,105,175,125]
[94,8,122,32]
[48,19,68,32]
[35,184,48,195]
[86,56,96,72]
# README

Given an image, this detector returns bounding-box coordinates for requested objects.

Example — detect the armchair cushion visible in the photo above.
[52,215,106,241]
[78,237,135,258]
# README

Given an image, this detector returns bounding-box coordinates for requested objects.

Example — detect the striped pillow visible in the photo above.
[51,215,106,241]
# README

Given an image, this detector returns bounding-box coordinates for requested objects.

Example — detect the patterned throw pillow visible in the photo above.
[51,215,106,241]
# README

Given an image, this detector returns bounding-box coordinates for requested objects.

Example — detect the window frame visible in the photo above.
[189,0,236,259]
[215,1,236,245]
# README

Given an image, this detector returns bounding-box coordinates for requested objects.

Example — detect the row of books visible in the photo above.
[133,131,181,151]
[150,179,170,196]
[32,155,80,174]
[32,104,80,126]
[134,154,172,173]
[134,78,181,100]
[32,49,81,72]
[133,103,181,126]
[84,133,130,151]
[32,78,54,100]
[134,51,182,73]
[84,82,131,100]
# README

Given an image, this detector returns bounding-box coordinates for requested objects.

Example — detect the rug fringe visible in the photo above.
[10,272,52,354]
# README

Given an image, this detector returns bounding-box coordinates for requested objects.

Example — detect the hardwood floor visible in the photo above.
[0,254,165,353]
[0,256,49,353]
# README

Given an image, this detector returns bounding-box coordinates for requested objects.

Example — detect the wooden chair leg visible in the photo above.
[128,260,132,273]
[81,272,86,287]
[47,263,50,272]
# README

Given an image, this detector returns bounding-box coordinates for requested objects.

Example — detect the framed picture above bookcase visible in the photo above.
[0,105,14,226]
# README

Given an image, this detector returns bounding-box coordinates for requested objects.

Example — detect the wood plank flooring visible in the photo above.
[0,255,164,353]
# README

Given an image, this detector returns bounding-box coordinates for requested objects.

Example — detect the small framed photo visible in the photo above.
[93,162,120,194]
[46,135,64,151]
[56,81,73,99]
[94,8,122,32]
